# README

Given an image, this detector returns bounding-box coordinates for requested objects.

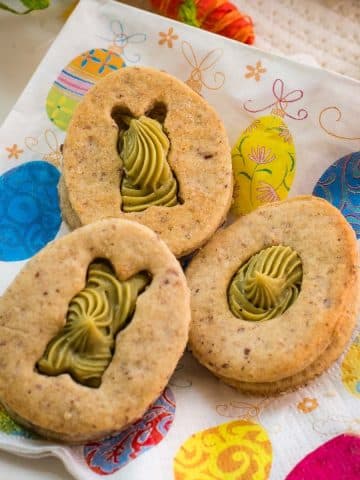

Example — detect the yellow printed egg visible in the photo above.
[341,335,360,398]
[231,115,296,215]
[46,48,125,131]
[173,420,272,480]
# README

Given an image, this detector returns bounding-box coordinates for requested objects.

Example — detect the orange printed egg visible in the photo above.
[173,420,272,480]
[46,48,125,130]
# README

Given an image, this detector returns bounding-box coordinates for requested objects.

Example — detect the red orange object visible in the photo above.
[151,0,255,44]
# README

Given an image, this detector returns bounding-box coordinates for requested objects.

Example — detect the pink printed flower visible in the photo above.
[256,182,280,203]
[248,146,276,164]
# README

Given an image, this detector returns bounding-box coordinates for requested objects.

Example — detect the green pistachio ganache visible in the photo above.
[228,246,303,321]
[37,261,150,387]
[119,115,178,212]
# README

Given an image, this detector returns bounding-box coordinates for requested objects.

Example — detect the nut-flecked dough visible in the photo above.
[0,219,190,443]
[186,196,360,394]
[61,67,233,257]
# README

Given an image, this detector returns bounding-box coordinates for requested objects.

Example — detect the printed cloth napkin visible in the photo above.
[0,0,359,479]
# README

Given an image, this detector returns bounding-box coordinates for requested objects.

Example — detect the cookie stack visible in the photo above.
[186,196,359,394]
[0,67,233,443]
[0,67,358,444]
[0,219,190,443]
[60,66,233,258]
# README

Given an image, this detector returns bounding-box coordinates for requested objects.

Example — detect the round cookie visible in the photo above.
[186,196,359,394]
[61,66,233,257]
[0,219,190,443]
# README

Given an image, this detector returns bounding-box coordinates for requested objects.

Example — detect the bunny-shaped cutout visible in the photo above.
[37,260,150,388]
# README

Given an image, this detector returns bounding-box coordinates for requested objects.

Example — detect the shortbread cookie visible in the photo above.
[61,66,233,257]
[0,219,190,443]
[186,196,359,394]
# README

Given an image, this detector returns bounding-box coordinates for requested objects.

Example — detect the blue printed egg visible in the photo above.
[46,48,125,131]
[0,161,61,261]
[313,151,360,238]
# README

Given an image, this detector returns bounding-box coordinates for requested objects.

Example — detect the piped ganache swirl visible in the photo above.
[119,116,178,212]
[228,246,303,321]
[37,262,150,387]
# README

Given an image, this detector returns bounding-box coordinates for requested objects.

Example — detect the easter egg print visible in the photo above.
[231,115,296,216]
[46,48,125,131]
[313,151,360,238]
[341,334,360,398]
[285,434,360,479]
[0,405,36,439]
[173,420,272,480]
[84,387,175,475]
[0,161,61,262]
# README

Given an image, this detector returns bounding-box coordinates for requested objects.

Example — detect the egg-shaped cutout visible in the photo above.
[0,161,61,261]
[313,151,359,238]
[84,387,175,475]
[231,115,296,216]
[341,334,360,398]
[285,434,360,479]
[46,48,126,131]
[174,420,272,480]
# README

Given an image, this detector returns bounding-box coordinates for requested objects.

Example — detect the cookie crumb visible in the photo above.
[323,298,331,308]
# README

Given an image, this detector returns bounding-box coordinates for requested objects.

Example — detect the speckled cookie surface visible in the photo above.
[186,196,359,394]
[61,66,232,257]
[0,219,190,443]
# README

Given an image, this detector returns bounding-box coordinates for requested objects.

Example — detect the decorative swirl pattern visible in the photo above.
[173,420,272,480]
[37,261,150,387]
[319,107,360,140]
[84,387,175,474]
[0,161,61,262]
[313,152,360,238]
[120,116,178,212]
[228,246,302,321]
[243,78,308,120]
